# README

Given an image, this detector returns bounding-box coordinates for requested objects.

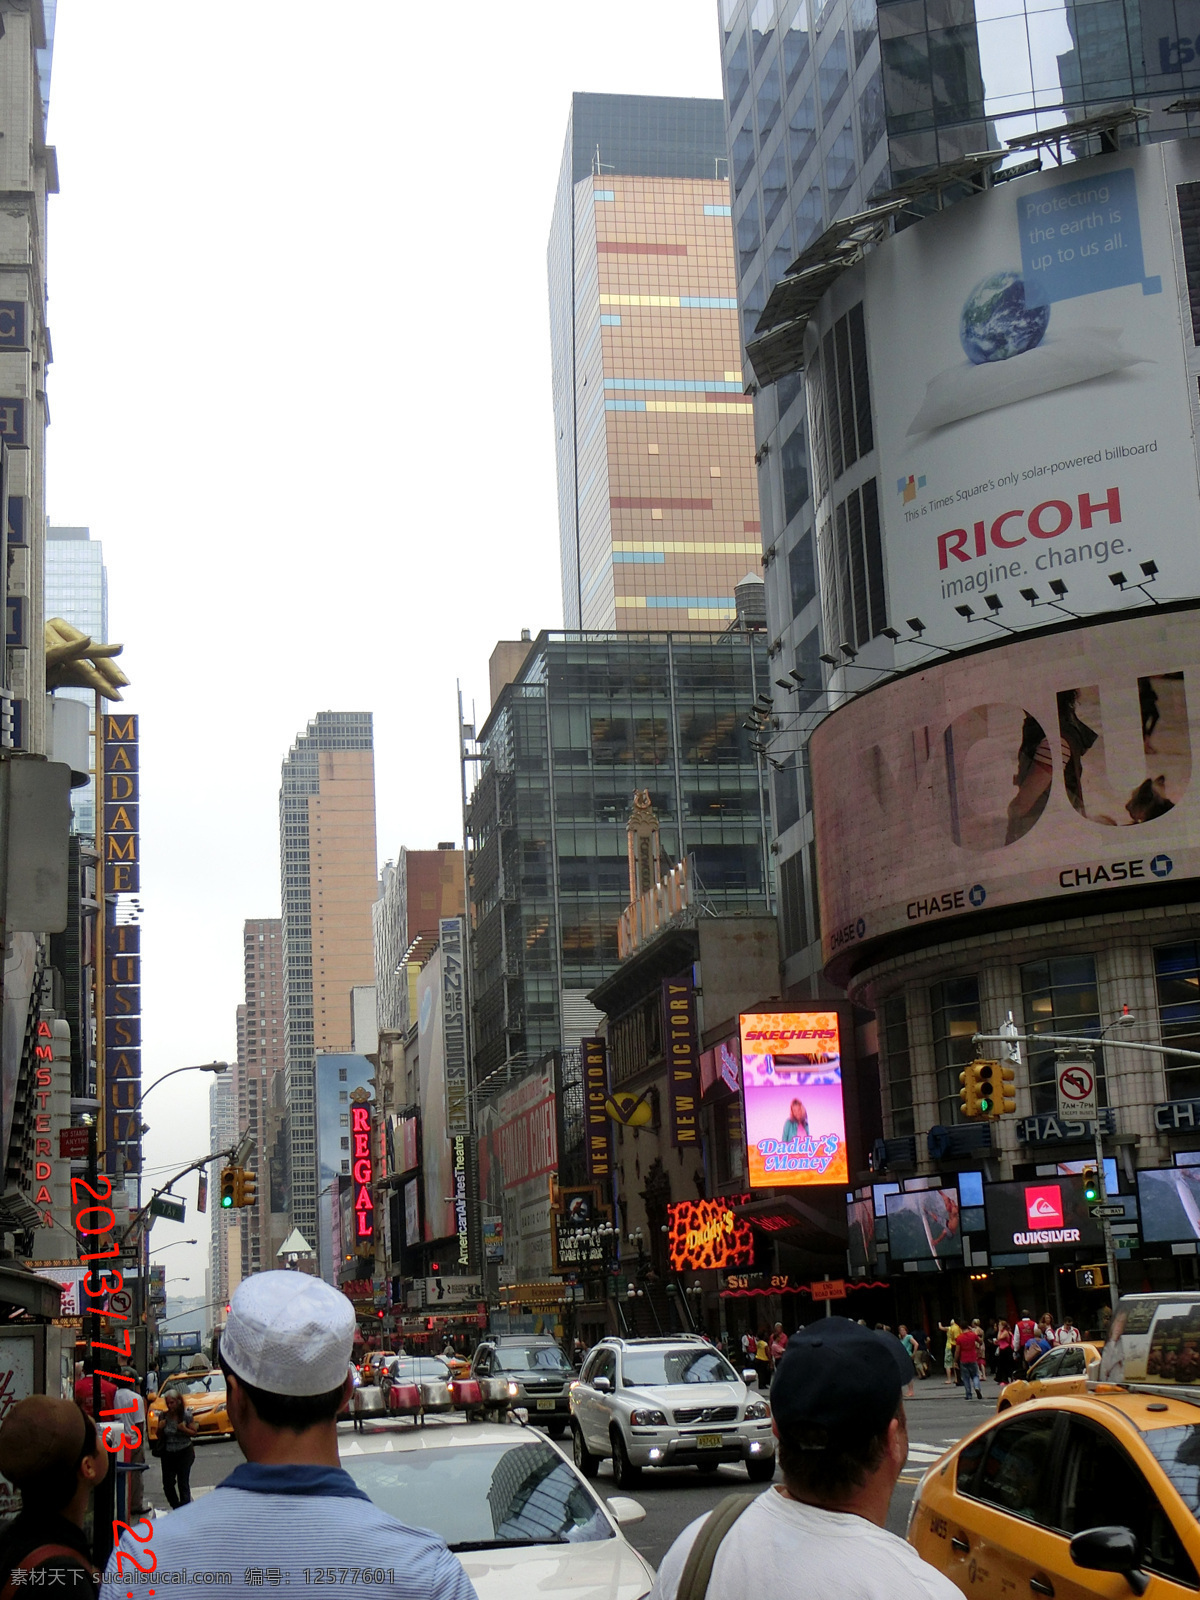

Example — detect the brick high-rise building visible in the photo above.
[229,918,286,1278]
[550,93,761,632]
[279,714,377,1247]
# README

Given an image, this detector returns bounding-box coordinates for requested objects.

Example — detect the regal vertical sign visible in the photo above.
[582,1037,612,1182]
[440,917,469,1137]
[351,1100,374,1241]
[102,715,141,1175]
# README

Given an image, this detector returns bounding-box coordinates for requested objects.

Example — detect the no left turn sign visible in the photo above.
[1056,1056,1098,1122]
[108,1288,132,1315]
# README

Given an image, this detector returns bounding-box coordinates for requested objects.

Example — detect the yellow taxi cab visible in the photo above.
[908,1293,1200,1599]
[997,1343,1103,1411]
[147,1367,231,1442]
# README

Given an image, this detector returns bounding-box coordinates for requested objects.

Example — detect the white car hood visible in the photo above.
[622,1381,743,1412]
[457,1538,653,1600]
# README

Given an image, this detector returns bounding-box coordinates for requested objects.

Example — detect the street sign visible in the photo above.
[1089,1204,1125,1219]
[149,1195,185,1223]
[811,1278,847,1301]
[59,1127,89,1160]
[108,1288,132,1315]
[1056,1056,1098,1123]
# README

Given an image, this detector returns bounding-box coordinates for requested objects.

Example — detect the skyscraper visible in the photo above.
[550,93,762,632]
[208,1071,237,1311]
[717,0,1200,1000]
[45,527,108,838]
[233,918,286,1278]
[279,713,377,1248]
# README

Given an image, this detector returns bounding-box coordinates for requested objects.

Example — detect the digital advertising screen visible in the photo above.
[739,1011,847,1188]
[812,604,1200,973]
[985,1174,1104,1254]
[884,1188,963,1261]
[847,1193,875,1271]
[1137,1166,1200,1243]
[666,1195,754,1271]
[872,1182,899,1244]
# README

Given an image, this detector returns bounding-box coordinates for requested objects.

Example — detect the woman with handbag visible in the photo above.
[157,1392,198,1509]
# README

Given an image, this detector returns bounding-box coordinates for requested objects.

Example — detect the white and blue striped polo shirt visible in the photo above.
[104,1464,478,1600]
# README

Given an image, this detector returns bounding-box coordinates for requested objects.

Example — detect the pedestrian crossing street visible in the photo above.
[899,1440,958,1483]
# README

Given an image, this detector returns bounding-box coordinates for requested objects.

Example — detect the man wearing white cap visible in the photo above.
[107,1272,477,1600]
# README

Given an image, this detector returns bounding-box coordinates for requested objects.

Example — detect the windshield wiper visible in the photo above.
[449,1538,568,1551]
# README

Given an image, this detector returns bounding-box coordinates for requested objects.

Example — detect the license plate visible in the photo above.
[696,1433,723,1449]
[537,1398,556,1410]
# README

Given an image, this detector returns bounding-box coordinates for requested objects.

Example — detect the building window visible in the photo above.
[773,764,801,835]
[727,30,750,112]
[1155,943,1200,1101]
[733,122,756,194]
[930,976,980,1124]
[826,478,887,647]
[338,1067,347,1081]
[340,1136,350,1150]
[1021,955,1106,1115]
[825,119,857,211]
[788,90,819,180]
[782,429,811,527]
[757,72,782,145]
[784,1,812,89]
[738,204,762,273]
[779,851,809,956]
[818,29,849,115]
[763,151,788,229]
[882,994,915,1137]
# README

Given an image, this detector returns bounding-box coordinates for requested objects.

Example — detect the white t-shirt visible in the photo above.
[1055,1325,1081,1345]
[650,1487,964,1600]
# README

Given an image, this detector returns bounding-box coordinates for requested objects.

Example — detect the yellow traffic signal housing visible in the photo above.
[1075,1262,1108,1289]
[992,1062,1017,1117]
[219,1167,236,1209]
[976,1060,996,1116]
[233,1168,258,1209]
[1082,1164,1100,1203]
[959,1064,979,1119]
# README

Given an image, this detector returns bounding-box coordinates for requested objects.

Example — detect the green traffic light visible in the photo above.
[220,1194,233,1208]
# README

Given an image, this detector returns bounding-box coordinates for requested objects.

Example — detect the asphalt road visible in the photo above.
[151,1376,990,1570]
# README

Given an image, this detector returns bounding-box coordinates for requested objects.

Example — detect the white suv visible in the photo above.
[569,1335,774,1488]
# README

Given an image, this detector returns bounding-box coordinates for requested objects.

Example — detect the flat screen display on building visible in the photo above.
[667,1195,754,1271]
[985,1174,1104,1254]
[847,1193,875,1270]
[739,1011,847,1188]
[860,143,1200,658]
[812,605,1200,971]
[1137,1167,1200,1242]
[883,1188,962,1261]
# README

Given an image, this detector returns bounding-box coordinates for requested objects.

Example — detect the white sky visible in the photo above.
[44,3,723,1305]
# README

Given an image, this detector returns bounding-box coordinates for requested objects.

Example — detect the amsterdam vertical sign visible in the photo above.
[103,715,140,1175]
[440,917,469,1137]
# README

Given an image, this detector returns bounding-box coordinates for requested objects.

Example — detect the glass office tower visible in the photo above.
[717,0,1200,997]
[45,526,108,838]
[550,93,763,631]
[466,628,772,1088]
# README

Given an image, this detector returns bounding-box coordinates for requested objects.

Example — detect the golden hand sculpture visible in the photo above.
[45,617,130,700]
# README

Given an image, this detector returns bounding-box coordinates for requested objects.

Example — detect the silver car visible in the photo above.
[569,1335,774,1489]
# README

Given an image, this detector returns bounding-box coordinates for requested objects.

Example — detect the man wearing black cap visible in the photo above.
[651,1319,962,1600]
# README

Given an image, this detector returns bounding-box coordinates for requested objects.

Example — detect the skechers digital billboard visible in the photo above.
[739,1011,847,1189]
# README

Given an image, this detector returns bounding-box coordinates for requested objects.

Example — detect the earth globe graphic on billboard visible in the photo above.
[960,270,1050,364]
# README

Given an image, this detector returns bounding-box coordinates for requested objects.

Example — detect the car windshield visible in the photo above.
[390,1357,450,1382]
[621,1348,738,1387]
[164,1375,221,1397]
[495,1346,572,1374]
[341,1438,612,1549]
[1143,1425,1200,1522]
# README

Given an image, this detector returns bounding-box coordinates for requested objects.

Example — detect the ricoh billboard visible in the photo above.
[844,142,1200,653]
[812,604,1198,970]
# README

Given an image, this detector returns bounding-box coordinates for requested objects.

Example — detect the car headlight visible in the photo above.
[630,1408,668,1426]
[744,1400,770,1420]
[507,1382,520,1398]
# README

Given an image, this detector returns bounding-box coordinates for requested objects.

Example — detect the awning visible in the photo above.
[0,1259,66,1319]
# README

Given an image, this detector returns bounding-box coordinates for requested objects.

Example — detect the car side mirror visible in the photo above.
[1070,1527,1149,1595]
[594,1375,612,1393]
[743,1369,760,1386]
[607,1495,647,1526]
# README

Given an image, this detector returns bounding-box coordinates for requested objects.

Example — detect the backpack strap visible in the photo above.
[0,1544,98,1600]
[675,1492,757,1600]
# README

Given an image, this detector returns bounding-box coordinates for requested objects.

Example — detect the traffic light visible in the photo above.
[976,1060,996,1116]
[992,1061,1017,1117]
[233,1168,258,1209]
[219,1167,236,1209]
[1076,1262,1109,1289]
[1082,1164,1100,1203]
